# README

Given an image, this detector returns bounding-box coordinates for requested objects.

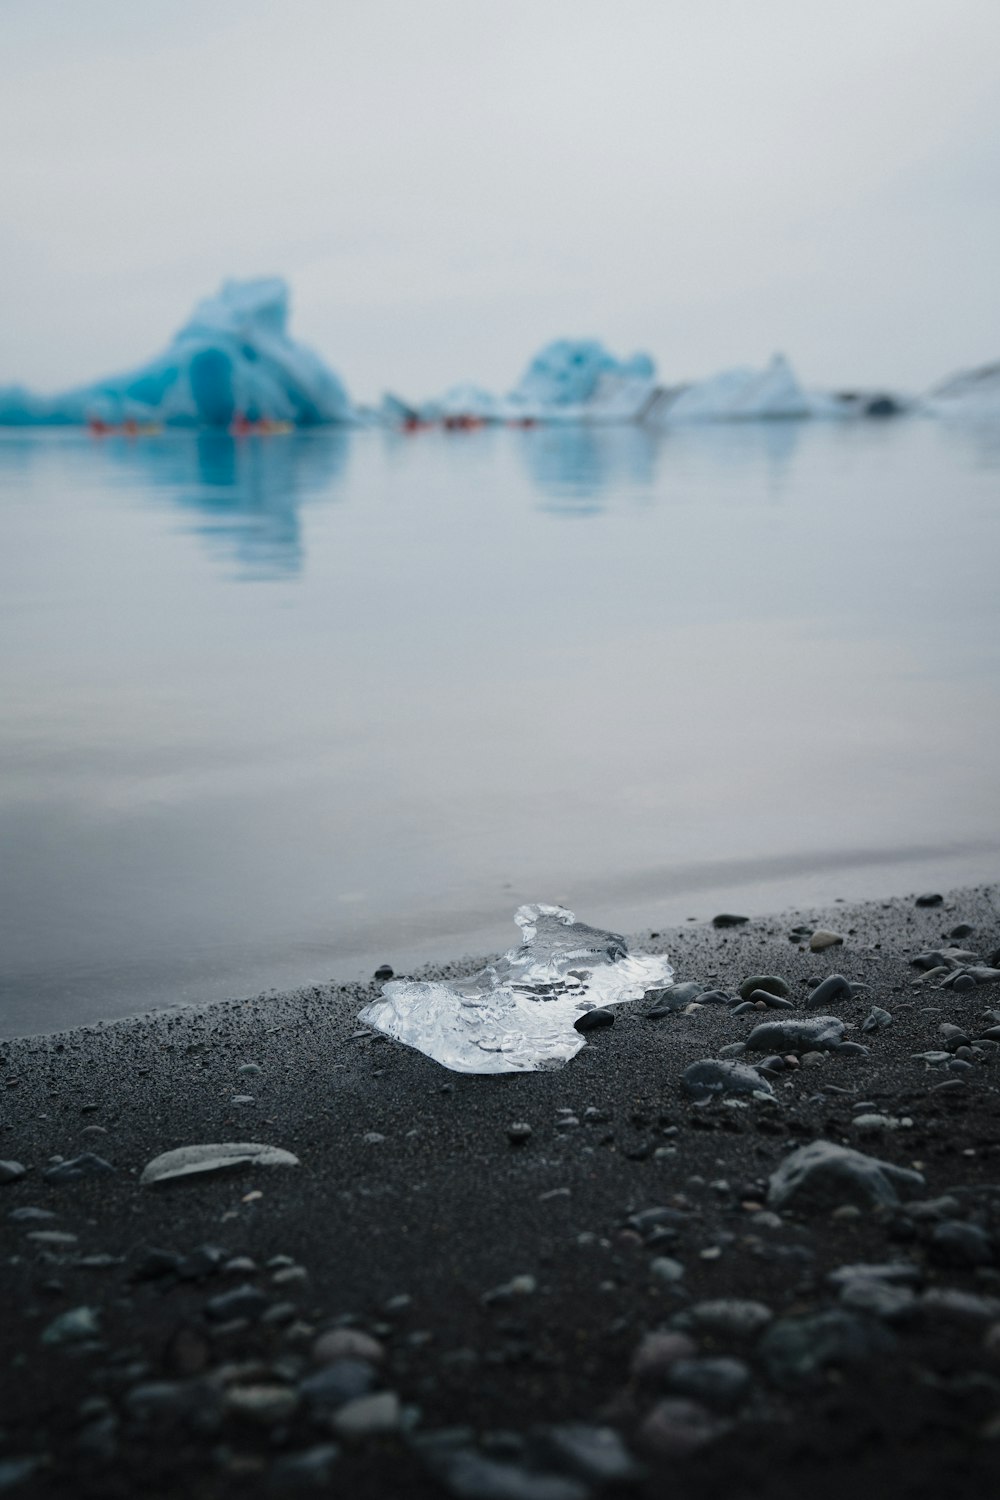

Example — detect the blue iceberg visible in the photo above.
[0,279,353,429]
[509,339,656,414]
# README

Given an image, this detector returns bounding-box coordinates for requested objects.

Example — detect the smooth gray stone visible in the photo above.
[535,1423,643,1485]
[666,1357,751,1411]
[739,975,790,1000]
[759,1309,895,1387]
[744,1016,846,1053]
[807,974,852,1007]
[42,1153,114,1184]
[767,1140,925,1212]
[682,1059,773,1100]
[0,1161,27,1185]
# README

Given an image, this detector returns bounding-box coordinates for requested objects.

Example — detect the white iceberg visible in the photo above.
[926,360,1000,419]
[358,904,672,1074]
[644,354,810,424]
[0,279,353,429]
[509,339,656,417]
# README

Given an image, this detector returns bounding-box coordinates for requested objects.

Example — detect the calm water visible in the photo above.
[2,419,998,1036]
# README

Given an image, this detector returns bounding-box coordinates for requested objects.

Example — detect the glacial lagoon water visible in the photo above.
[1,418,998,1036]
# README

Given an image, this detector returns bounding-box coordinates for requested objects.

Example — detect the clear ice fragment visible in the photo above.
[358,905,672,1074]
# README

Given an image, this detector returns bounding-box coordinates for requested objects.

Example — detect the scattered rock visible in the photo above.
[42,1154,114,1184]
[374,965,394,981]
[140,1142,299,1187]
[41,1306,99,1345]
[225,1384,299,1426]
[862,1006,893,1032]
[807,974,852,1007]
[331,1390,402,1439]
[536,1424,642,1485]
[666,1357,751,1411]
[744,1016,846,1054]
[0,1160,27,1185]
[712,914,749,928]
[313,1328,385,1366]
[507,1122,533,1145]
[204,1284,269,1322]
[638,1398,728,1456]
[682,1059,773,1100]
[759,1309,895,1386]
[915,893,944,907]
[649,1256,685,1284]
[424,1443,588,1500]
[929,1220,995,1268]
[299,1359,376,1413]
[268,1444,340,1490]
[685,1299,773,1338]
[630,1332,698,1382]
[767,1141,925,1212]
[809,930,844,952]
[739,975,790,1000]
[574,1008,614,1033]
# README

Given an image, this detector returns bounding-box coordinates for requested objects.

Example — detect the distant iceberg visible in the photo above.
[925,360,1000,419]
[644,354,810,424]
[509,338,656,416]
[0,278,353,429]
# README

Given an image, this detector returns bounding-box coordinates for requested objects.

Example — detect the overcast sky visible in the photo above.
[1,0,998,402]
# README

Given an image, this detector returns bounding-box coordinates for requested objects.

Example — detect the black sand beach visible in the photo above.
[2,885,1000,1498]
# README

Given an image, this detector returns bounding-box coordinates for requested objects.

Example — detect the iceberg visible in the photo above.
[358,904,672,1074]
[644,354,810,424]
[0,279,352,429]
[926,360,1000,419]
[509,339,656,416]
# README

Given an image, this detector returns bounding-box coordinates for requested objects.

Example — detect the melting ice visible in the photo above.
[358,904,673,1074]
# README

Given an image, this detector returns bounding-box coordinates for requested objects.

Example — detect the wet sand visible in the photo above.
[1,884,999,1498]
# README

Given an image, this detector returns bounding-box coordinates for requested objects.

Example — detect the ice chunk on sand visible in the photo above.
[510,340,655,412]
[1,279,352,429]
[358,905,672,1074]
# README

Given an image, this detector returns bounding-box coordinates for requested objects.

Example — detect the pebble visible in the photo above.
[41,1306,99,1344]
[237,1062,262,1075]
[331,1390,402,1438]
[837,1279,918,1320]
[667,1356,751,1410]
[712,913,749,928]
[809,930,844,952]
[140,1142,299,1187]
[682,1059,773,1100]
[638,1398,727,1455]
[915,892,944,906]
[313,1328,385,1366]
[0,1459,40,1491]
[268,1444,341,1488]
[921,1288,1000,1323]
[7,1207,56,1223]
[0,1161,27,1185]
[744,1016,846,1054]
[26,1230,78,1246]
[649,1256,685,1283]
[483,1274,537,1304]
[363,1132,386,1146]
[42,1153,114,1184]
[299,1358,377,1412]
[759,1309,895,1386]
[767,1140,925,1212]
[204,1284,269,1322]
[225,1384,299,1425]
[739,975,790,1000]
[862,1006,893,1032]
[538,1424,642,1485]
[424,1444,588,1500]
[574,1008,614,1032]
[929,1220,995,1268]
[630,1331,698,1381]
[807,974,852,1008]
[685,1299,773,1338]
[374,965,394,981]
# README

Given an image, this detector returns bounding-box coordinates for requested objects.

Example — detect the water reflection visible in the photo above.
[517,423,658,512]
[110,429,351,579]
[515,416,807,513]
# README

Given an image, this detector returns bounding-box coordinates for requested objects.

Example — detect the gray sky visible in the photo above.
[1,0,998,402]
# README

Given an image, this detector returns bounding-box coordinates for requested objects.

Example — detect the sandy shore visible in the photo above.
[2,884,1000,1498]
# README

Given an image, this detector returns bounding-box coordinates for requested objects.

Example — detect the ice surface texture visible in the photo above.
[0,279,352,428]
[358,905,672,1074]
[510,340,656,411]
